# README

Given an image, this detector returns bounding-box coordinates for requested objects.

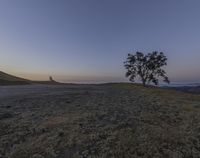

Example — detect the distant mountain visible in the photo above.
[32,80,60,85]
[161,82,200,94]
[0,71,31,85]
[170,86,200,94]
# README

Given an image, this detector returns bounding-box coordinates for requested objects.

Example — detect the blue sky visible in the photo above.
[0,0,200,83]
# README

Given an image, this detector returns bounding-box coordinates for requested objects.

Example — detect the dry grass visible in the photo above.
[0,83,200,158]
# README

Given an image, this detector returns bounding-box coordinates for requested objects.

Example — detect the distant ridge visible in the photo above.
[31,75,63,85]
[0,71,61,86]
[0,71,29,81]
[0,71,31,85]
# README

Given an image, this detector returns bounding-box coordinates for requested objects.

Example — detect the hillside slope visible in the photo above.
[0,71,61,85]
[0,71,31,85]
[1,83,200,157]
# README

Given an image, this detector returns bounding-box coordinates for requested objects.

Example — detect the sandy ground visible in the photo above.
[1,83,200,158]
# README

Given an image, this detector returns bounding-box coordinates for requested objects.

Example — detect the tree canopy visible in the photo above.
[124,51,170,86]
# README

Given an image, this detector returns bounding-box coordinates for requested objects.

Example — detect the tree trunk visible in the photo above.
[141,75,146,87]
[142,80,146,87]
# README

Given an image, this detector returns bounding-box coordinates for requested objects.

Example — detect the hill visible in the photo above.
[0,71,31,85]
[0,71,62,85]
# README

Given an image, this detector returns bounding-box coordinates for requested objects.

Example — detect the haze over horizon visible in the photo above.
[0,0,200,83]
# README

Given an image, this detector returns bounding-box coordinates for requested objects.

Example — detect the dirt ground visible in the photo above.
[1,83,200,158]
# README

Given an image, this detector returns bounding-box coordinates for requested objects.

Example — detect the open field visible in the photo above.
[1,83,200,158]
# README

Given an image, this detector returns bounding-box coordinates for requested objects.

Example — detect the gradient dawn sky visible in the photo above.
[0,0,200,83]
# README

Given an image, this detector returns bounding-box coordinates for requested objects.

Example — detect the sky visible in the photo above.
[0,0,200,83]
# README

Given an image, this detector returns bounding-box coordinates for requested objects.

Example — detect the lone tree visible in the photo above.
[124,51,170,86]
